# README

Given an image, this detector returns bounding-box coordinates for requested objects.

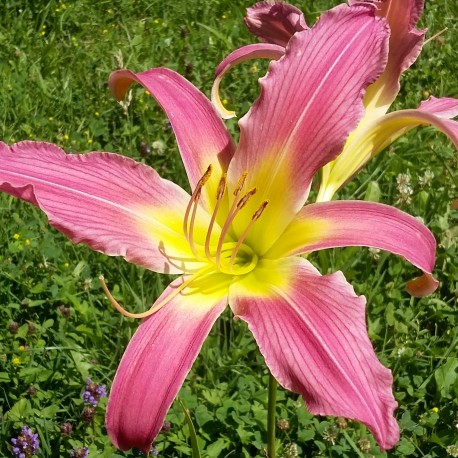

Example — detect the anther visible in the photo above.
[236,188,257,210]
[216,173,227,200]
[252,200,269,221]
[233,171,248,196]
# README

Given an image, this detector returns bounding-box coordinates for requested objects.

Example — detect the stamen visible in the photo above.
[215,187,257,268]
[183,165,212,257]
[229,200,269,269]
[233,171,248,196]
[99,268,212,319]
[236,187,257,210]
[205,173,226,260]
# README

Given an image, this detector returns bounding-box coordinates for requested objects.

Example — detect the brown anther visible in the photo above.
[252,200,269,220]
[236,188,257,210]
[199,164,213,187]
[216,173,227,200]
[233,171,248,196]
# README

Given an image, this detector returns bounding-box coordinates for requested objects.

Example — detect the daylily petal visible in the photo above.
[0,141,211,274]
[419,96,458,118]
[228,3,389,254]
[361,0,426,116]
[211,43,285,119]
[266,200,438,296]
[229,257,399,450]
[107,273,229,452]
[318,98,458,200]
[244,1,308,46]
[109,67,235,211]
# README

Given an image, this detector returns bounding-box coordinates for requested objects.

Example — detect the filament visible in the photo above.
[183,165,212,258]
[205,173,226,260]
[99,268,212,319]
[229,200,269,269]
[215,187,257,268]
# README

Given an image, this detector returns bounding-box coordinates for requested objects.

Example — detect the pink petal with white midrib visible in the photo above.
[230,258,399,450]
[266,201,438,296]
[0,141,195,274]
[106,277,227,452]
[228,4,389,253]
[109,68,235,212]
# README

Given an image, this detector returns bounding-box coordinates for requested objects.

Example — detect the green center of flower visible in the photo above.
[183,165,268,276]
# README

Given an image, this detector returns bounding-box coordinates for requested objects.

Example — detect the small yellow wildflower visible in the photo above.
[48,116,54,121]
[88,139,93,144]
[423,90,430,99]
[64,262,69,268]
[222,14,227,19]
[432,407,439,413]
[103,29,108,34]
[41,31,46,36]
[64,134,69,141]
[25,239,30,246]
[107,8,113,14]
[222,98,229,106]
[19,345,25,351]
[13,233,20,240]
[95,111,100,117]
[145,90,151,96]
[12,357,21,366]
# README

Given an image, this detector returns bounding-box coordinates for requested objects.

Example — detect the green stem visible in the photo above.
[178,398,201,458]
[267,372,277,458]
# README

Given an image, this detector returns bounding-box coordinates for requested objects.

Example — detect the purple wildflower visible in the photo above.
[82,377,106,406]
[69,447,89,458]
[10,426,39,458]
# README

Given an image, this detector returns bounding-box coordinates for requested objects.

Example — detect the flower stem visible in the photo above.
[178,398,201,458]
[267,372,277,458]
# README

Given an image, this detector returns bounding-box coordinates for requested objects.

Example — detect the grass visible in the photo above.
[0,0,457,457]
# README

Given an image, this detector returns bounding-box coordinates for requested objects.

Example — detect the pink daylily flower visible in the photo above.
[0,4,438,453]
[213,0,458,201]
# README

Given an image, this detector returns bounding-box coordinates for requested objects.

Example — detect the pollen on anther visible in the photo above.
[237,188,257,210]
[216,173,227,200]
[253,200,269,220]
[233,171,248,196]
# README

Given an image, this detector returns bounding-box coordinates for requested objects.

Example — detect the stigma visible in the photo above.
[183,165,268,276]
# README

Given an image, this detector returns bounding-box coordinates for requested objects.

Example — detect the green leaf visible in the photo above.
[5,398,33,421]
[396,438,416,455]
[434,357,458,398]
[364,181,381,202]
